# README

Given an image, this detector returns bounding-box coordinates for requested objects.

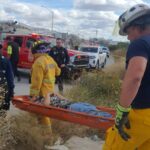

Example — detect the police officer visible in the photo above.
[0,44,14,110]
[49,38,70,92]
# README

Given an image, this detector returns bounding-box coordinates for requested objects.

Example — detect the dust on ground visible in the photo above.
[0,106,104,150]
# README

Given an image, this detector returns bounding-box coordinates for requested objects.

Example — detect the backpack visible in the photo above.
[0,56,8,107]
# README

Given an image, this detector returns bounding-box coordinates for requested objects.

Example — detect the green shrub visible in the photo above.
[109,42,129,51]
[65,71,121,107]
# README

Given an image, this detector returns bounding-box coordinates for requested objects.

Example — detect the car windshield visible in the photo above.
[80,47,98,53]
[102,47,108,51]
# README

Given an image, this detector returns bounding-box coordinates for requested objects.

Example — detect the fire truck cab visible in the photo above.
[2,33,56,69]
[2,33,90,80]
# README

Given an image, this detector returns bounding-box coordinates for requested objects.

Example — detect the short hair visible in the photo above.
[56,38,62,41]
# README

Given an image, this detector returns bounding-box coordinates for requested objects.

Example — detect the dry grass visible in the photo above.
[65,70,123,108]
[52,119,100,141]
[112,49,126,62]
[0,107,59,150]
[104,59,125,80]
[64,52,125,108]
[0,54,126,149]
[0,108,101,150]
[113,49,126,57]
[57,60,125,140]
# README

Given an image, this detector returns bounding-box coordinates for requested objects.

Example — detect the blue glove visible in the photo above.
[115,104,131,141]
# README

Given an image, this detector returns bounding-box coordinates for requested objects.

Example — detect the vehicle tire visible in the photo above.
[72,70,82,80]
[101,58,107,68]
[95,60,100,69]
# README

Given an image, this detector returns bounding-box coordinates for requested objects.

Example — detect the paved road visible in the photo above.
[14,54,114,95]
[14,76,71,95]
[106,54,115,67]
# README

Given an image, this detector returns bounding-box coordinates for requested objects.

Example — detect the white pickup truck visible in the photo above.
[79,46,108,69]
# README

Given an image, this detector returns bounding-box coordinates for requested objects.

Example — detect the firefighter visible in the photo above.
[7,37,20,81]
[30,40,60,135]
[103,4,150,150]
[49,38,70,93]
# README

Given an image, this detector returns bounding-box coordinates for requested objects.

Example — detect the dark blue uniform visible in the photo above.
[49,46,69,67]
[49,46,70,91]
[126,35,150,108]
[0,55,14,110]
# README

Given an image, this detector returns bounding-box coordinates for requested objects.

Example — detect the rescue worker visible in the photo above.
[103,4,150,150]
[49,38,70,92]
[7,37,20,81]
[0,44,14,110]
[30,40,60,136]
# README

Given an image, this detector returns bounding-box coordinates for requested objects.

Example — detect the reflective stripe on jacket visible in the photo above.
[30,53,61,97]
[7,45,12,55]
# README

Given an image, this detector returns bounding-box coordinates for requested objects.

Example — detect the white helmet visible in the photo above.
[119,4,150,35]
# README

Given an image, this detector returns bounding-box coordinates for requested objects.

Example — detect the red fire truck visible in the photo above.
[2,33,89,79]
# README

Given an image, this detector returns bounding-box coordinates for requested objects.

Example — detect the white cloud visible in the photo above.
[65,9,118,38]
[74,0,147,11]
[0,0,148,40]
[0,9,10,20]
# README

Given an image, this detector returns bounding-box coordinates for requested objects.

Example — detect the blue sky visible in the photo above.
[21,0,73,9]
[0,0,149,40]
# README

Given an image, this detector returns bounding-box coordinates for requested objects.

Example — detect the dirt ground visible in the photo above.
[45,136,104,150]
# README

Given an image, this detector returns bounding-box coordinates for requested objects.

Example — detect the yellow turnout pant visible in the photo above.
[38,93,52,135]
[103,109,150,150]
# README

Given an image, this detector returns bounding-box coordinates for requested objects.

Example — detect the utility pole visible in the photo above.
[96,29,98,39]
[51,11,54,33]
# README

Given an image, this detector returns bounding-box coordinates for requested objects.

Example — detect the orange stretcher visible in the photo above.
[12,95,115,130]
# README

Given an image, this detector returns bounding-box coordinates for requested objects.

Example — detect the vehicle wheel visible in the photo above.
[72,70,82,80]
[96,60,100,69]
[101,58,107,68]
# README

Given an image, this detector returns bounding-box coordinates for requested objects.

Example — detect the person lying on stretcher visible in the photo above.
[30,93,112,118]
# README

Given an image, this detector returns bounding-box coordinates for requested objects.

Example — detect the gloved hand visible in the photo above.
[115,103,131,141]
